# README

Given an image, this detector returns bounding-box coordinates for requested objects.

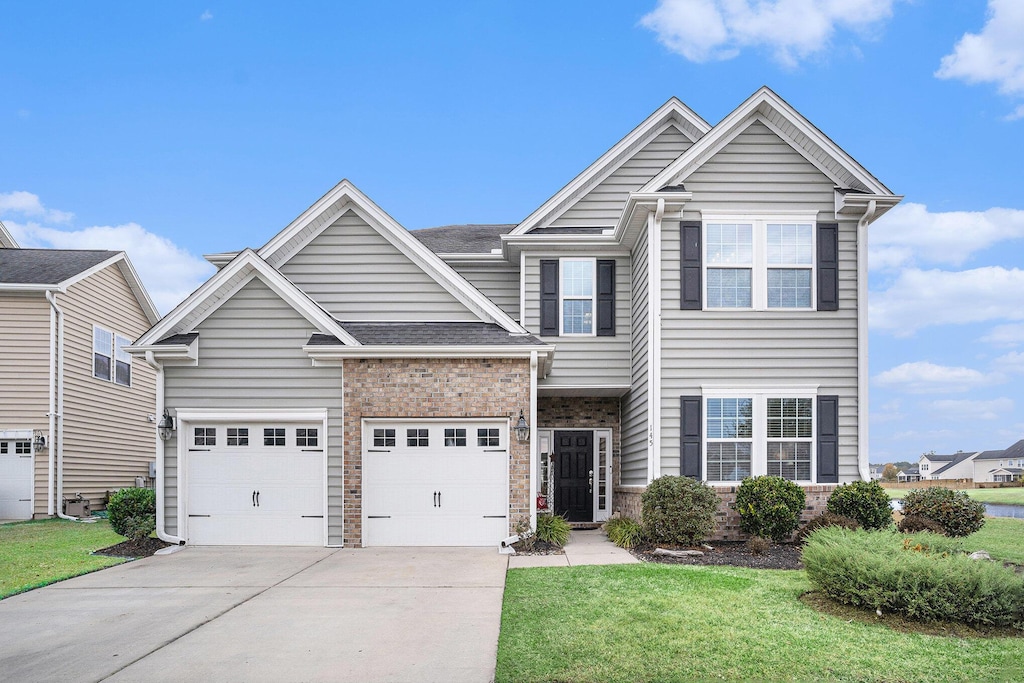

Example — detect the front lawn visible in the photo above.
[965,517,1024,564]
[497,563,1023,683]
[0,519,127,599]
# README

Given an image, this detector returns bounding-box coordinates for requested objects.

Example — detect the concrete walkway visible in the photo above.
[508,529,639,568]
[0,546,507,683]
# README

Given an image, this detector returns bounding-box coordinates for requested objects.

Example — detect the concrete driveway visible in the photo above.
[0,546,508,683]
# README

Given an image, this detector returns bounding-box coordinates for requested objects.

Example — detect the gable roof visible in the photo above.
[931,452,977,476]
[257,180,526,334]
[0,248,119,285]
[511,97,711,235]
[1002,439,1024,459]
[0,220,18,248]
[132,248,358,348]
[412,225,515,254]
[640,87,900,217]
[973,449,1007,461]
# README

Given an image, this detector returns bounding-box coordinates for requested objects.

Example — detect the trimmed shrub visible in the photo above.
[734,476,805,542]
[605,516,645,549]
[641,475,720,546]
[897,514,945,535]
[795,511,860,544]
[535,513,571,547]
[746,536,771,555]
[826,480,894,530]
[107,487,156,541]
[901,488,986,537]
[803,527,1024,629]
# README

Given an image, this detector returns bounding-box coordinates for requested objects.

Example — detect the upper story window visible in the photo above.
[93,327,132,387]
[540,258,615,337]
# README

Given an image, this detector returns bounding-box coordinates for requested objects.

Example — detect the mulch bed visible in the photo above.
[632,540,804,569]
[94,537,172,558]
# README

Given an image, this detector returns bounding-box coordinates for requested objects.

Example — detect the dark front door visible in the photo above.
[553,430,594,522]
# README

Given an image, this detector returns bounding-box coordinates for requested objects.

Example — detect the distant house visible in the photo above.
[868,465,884,480]
[919,451,978,481]
[973,440,1024,483]
[0,223,160,519]
[897,466,921,483]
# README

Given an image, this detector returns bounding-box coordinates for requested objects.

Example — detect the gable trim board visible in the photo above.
[0,220,18,248]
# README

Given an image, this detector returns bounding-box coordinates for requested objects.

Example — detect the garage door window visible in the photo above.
[407,429,429,447]
[194,427,216,446]
[296,428,318,447]
[374,428,395,447]
[264,428,286,446]
[227,428,249,446]
[444,428,466,447]
[477,428,500,447]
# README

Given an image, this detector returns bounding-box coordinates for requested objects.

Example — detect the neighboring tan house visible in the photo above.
[973,440,1024,483]
[130,87,901,547]
[0,222,160,519]
[919,451,978,481]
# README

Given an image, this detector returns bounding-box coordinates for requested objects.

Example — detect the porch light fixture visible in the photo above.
[33,434,46,451]
[157,410,176,441]
[513,410,530,443]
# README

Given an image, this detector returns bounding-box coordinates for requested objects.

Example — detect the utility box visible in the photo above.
[64,499,90,517]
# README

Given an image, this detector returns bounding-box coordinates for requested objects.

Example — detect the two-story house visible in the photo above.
[973,440,1024,483]
[918,451,978,481]
[0,222,159,520]
[129,87,901,547]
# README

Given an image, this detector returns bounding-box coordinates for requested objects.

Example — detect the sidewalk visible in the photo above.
[508,528,639,568]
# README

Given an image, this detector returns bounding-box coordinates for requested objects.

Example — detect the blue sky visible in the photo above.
[2,1,1023,464]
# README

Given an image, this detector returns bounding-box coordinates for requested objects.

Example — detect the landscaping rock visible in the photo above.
[969,550,992,561]
[653,548,705,557]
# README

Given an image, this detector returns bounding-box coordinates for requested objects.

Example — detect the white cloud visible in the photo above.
[870,266,1024,336]
[640,0,897,67]
[200,10,213,21]
[0,191,74,223]
[870,399,904,423]
[980,323,1024,347]
[870,202,1024,271]
[993,351,1024,375]
[936,0,1024,114]
[874,361,1000,394]
[927,398,1014,422]
[2,196,213,314]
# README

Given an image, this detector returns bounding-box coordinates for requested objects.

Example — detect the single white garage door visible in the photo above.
[362,420,509,546]
[185,422,324,545]
[0,437,33,520]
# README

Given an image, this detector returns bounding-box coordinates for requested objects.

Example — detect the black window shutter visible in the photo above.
[540,259,559,336]
[680,396,702,479]
[817,222,839,311]
[817,395,839,483]
[680,220,702,310]
[596,259,615,336]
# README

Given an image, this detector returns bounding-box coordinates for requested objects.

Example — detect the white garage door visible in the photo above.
[0,438,33,520]
[362,420,509,546]
[185,423,324,545]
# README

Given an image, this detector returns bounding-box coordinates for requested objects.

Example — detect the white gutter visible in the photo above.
[144,351,185,544]
[529,350,538,529]
[857,200,877,482]
[45,291,74,520]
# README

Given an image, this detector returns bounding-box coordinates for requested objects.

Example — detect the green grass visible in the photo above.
[883,486,1024,505]
[497,564,1024,683]
[962,517,1024,564]
[0,519,127,599]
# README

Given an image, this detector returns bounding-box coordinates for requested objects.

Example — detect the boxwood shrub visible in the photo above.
[734,476,805,542]
[803,527,1024,629]
[641,475,719,546]
[107,487,156,541]
[901,487,986,537]
[825,480,894,530]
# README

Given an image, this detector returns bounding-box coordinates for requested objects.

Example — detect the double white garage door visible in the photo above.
[184,419,508,547]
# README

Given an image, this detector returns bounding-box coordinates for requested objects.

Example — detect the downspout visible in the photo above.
[144,351,185,544]
[529,350,538,529]
[857,200,877,482]
[45,291,74,520]
[46,290,56,515]
[647,198,665,482]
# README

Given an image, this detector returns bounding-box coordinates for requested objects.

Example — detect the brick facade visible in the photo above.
[342,357,531,547]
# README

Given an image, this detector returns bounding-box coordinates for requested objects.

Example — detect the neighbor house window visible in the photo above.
[765,398,813,480]
[704,217,815,310]
[93,327,132,386]
[560,258,595,335]
[705,398,753,481]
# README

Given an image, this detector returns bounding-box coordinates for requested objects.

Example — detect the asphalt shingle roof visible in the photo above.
[931,452,976,476]
[973,449,1006,461]
[155,333,199,346]
[411,225,516,254]
[0,249,119,285]
[309,322,544,346]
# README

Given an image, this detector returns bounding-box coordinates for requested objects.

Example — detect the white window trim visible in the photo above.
[702,213,817,312]
[558,257,597,337]
[92,325,133,387]
[702,385,818,485]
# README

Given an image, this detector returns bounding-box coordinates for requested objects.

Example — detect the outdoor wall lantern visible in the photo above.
[157,410,176,441]
[513,410,530,443]
[33,434,46,451]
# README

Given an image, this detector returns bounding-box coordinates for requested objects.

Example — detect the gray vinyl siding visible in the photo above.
[620,230,649,486]
[163,277,344,545]
[279,209,478,321]
[659,120,860,482]
[448,261,521,321]
[551,125,693,228]
[523,255,631,389]
[58,265,158,514]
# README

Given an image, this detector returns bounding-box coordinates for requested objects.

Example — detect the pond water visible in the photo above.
[890,499,1024,519]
